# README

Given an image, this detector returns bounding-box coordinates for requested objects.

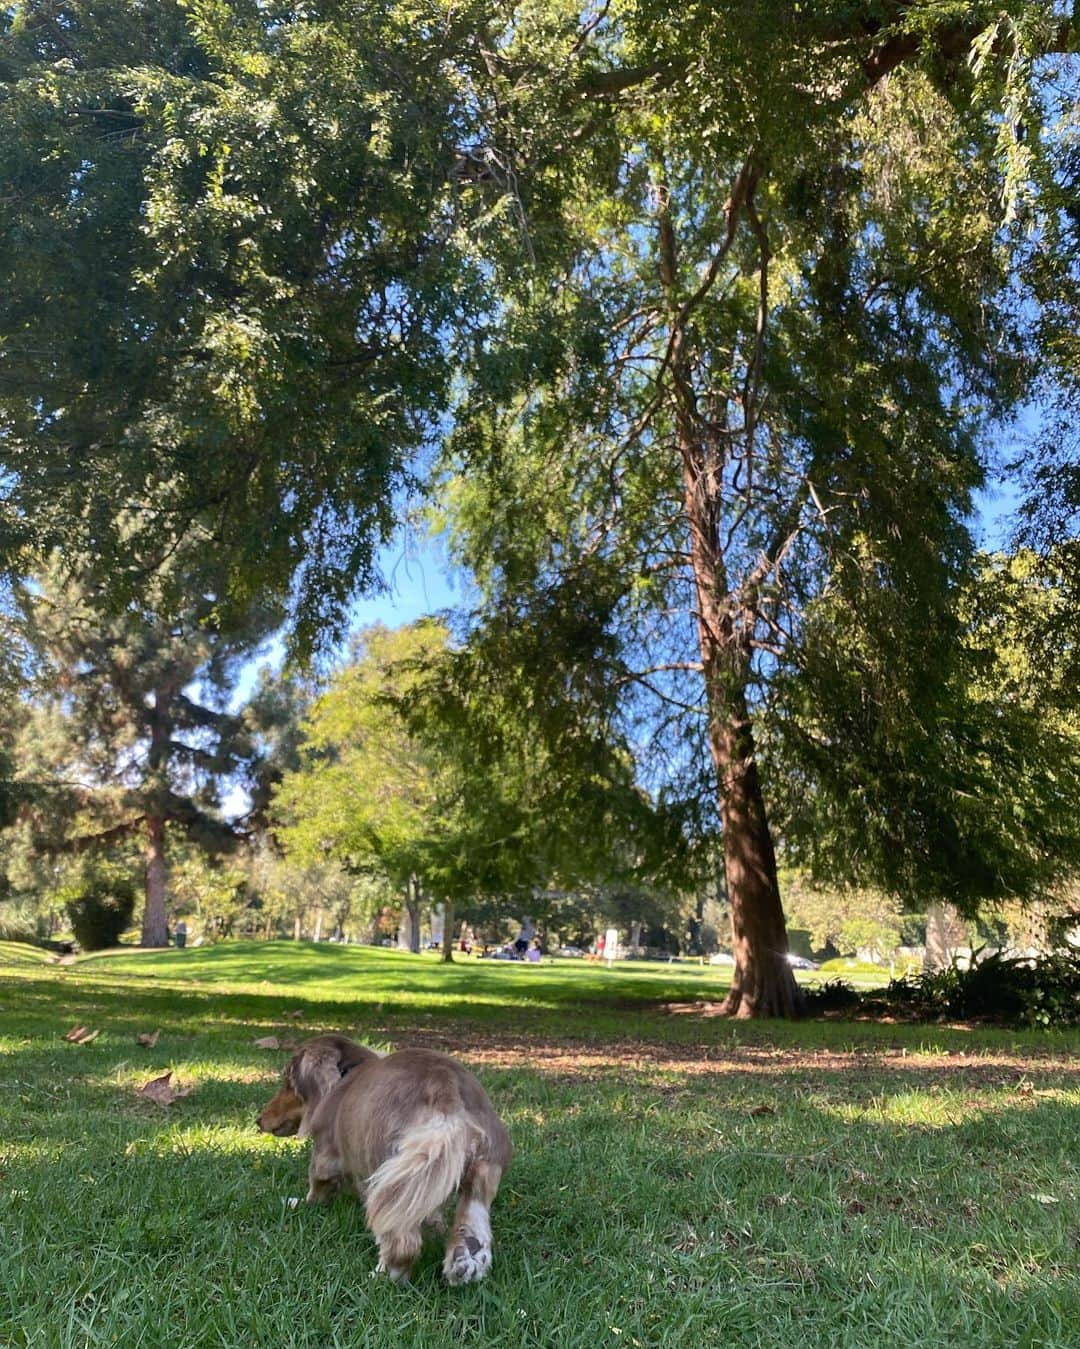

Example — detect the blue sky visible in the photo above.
[231,527,462,707]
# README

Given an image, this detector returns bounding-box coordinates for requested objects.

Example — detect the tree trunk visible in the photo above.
[313,908,324,943]
[141,814,169,947]
[711,692,801,1018]
[400,877,421,954]
[924,902,966,972]
[677,405,802,1017]
[657,183,800,1018]
[441,900,455,963]
[630,920,642,955]
[141,682,173,948]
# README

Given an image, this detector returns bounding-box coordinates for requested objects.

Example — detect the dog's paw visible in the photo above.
[443,1232,492,1285]
[375,1255,413,1285]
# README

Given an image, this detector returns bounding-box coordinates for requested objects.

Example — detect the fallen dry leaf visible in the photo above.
[253,1036,281,1050]
[63,1025,100,1044]
[136,1030,160,1048]
[136,1071,190,1106]
[286,1010,304,1020]
[748,1104,776,1117]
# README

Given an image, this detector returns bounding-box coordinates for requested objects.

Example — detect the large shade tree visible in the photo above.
[1,0,1078,1010]
[275,619,686,954]
[0,0,486,646]
[433,1,1080,1014]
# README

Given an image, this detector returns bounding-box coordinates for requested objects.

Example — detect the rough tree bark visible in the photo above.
[682,450,802,1018]
[711,685,801,1018]
[660,177,802,1018]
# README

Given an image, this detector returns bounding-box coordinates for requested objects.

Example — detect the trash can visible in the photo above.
[175,922,187,949]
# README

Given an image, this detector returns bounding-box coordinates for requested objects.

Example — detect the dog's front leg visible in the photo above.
[443,1160,501,1285]
[306,1144,343,1205]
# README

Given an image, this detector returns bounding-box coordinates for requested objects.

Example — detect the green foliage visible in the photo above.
[1,0,1078,993]
[10,553,275,862]
[63,873,136,951]
[169,849,248,940]
[275,622,462,897]
[0,0,487,647]
[0,902,41,944]
[884,951,1080,1028]
[247,845,379,943]
[782,873,906,959]
[435,0,1080,957]
[768,552,1080,913]
[803,978,862,1012]
[275,619,690,926]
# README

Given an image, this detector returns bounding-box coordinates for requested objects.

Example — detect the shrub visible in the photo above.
[804,978,861,1012]
[65,880,136,951]
[883,950,1080,1028]
[0,906,40,943]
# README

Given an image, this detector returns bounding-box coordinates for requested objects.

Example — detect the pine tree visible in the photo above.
[14,555,280,945]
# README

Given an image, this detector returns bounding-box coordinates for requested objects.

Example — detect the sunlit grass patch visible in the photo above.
[0,941,55,967]
[2,940,1079,1348]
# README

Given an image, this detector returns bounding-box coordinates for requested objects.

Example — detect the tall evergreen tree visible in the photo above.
[14,555,280,945]
[0,0,486,647]
[437,1,1080,1013]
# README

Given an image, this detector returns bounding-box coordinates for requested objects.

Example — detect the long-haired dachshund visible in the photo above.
[257,1034,511,1284]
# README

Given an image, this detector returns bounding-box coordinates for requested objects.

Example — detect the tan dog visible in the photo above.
[257,1034,511,1284]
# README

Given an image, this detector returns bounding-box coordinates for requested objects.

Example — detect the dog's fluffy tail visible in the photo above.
[365,1114,474,1239]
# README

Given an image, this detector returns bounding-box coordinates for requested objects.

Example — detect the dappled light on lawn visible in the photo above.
[2,941,1078,1347]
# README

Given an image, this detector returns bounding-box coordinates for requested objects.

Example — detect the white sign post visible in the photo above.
[605,927,619,967]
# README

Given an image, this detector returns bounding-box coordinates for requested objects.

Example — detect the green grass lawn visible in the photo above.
[2,942,1078,1348]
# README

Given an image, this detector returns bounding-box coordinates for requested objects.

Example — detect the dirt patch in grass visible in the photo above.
[390,1024,1080,1089]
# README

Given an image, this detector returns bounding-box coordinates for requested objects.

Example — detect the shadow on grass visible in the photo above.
[2,1049,1077,1349]
[3,951,1079,1347]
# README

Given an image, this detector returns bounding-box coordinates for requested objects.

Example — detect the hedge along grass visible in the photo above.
[1,941,1078,1349]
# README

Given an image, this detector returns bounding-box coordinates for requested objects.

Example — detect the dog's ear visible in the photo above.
[290,1040,347,1110]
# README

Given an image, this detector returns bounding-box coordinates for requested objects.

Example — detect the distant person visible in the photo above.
[174,920,187,950]
[526,939,542,964]
[514,917,535,957]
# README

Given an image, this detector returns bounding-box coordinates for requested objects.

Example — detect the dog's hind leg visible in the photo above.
[443,1159,501,1285]
[306,1144,343,1205]
[375,1227,423,1284]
